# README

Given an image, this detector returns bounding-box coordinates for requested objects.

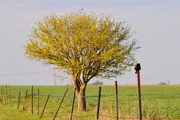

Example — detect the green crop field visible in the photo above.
[0,85,180,120]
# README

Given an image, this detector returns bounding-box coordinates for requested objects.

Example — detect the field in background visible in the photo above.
[0,85,180,120]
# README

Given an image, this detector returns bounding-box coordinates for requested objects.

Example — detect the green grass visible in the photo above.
[0,104,44,120]
[0,85,180,119]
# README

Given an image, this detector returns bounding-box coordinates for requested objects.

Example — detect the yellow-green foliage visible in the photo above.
[24,11,139,80]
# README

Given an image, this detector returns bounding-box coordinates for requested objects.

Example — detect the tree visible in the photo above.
[24,11,140,111]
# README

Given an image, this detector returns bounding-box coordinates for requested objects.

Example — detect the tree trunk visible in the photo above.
[76,85,86,111]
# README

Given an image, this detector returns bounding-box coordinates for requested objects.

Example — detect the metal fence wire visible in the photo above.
[0,84,180,120]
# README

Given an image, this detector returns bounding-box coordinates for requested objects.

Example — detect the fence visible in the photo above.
[0,84,180,120]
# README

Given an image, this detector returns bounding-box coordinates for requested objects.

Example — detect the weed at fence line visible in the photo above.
[23,96,34,111]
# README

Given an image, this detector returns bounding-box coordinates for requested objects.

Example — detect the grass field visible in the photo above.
[0,85,180,120]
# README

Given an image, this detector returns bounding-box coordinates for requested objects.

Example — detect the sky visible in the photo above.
[0,0,180,86]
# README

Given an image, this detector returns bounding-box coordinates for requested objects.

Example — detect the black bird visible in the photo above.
[135,63,141,74]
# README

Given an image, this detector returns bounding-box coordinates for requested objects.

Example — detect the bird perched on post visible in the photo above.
[135,63,141,74]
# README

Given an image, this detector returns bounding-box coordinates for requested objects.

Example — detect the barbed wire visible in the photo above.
[84,94,180,103]
[3,91,180,105]
[1,85,180,120]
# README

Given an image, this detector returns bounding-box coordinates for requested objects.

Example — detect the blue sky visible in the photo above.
[0,0,180,85]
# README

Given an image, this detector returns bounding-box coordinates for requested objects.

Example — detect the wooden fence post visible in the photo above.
[70,88,76,120]
[115,81,119,120]
[97,86,102,120]
[135,63,142,120]
[137,71,142,120]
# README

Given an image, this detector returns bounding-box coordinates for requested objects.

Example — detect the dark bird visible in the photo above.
[135,63,141,74]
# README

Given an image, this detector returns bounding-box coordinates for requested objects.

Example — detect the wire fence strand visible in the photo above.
[0,85,180,120]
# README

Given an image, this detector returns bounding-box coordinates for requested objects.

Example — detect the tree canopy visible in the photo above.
[24,11,140,111]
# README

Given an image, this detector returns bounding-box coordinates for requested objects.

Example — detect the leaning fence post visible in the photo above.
[40,94,50,118]
[115,81,119,120]
[135,63,142,120]
[70,88,76,120]
[97,86,102,120]
[53,87,69,120]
